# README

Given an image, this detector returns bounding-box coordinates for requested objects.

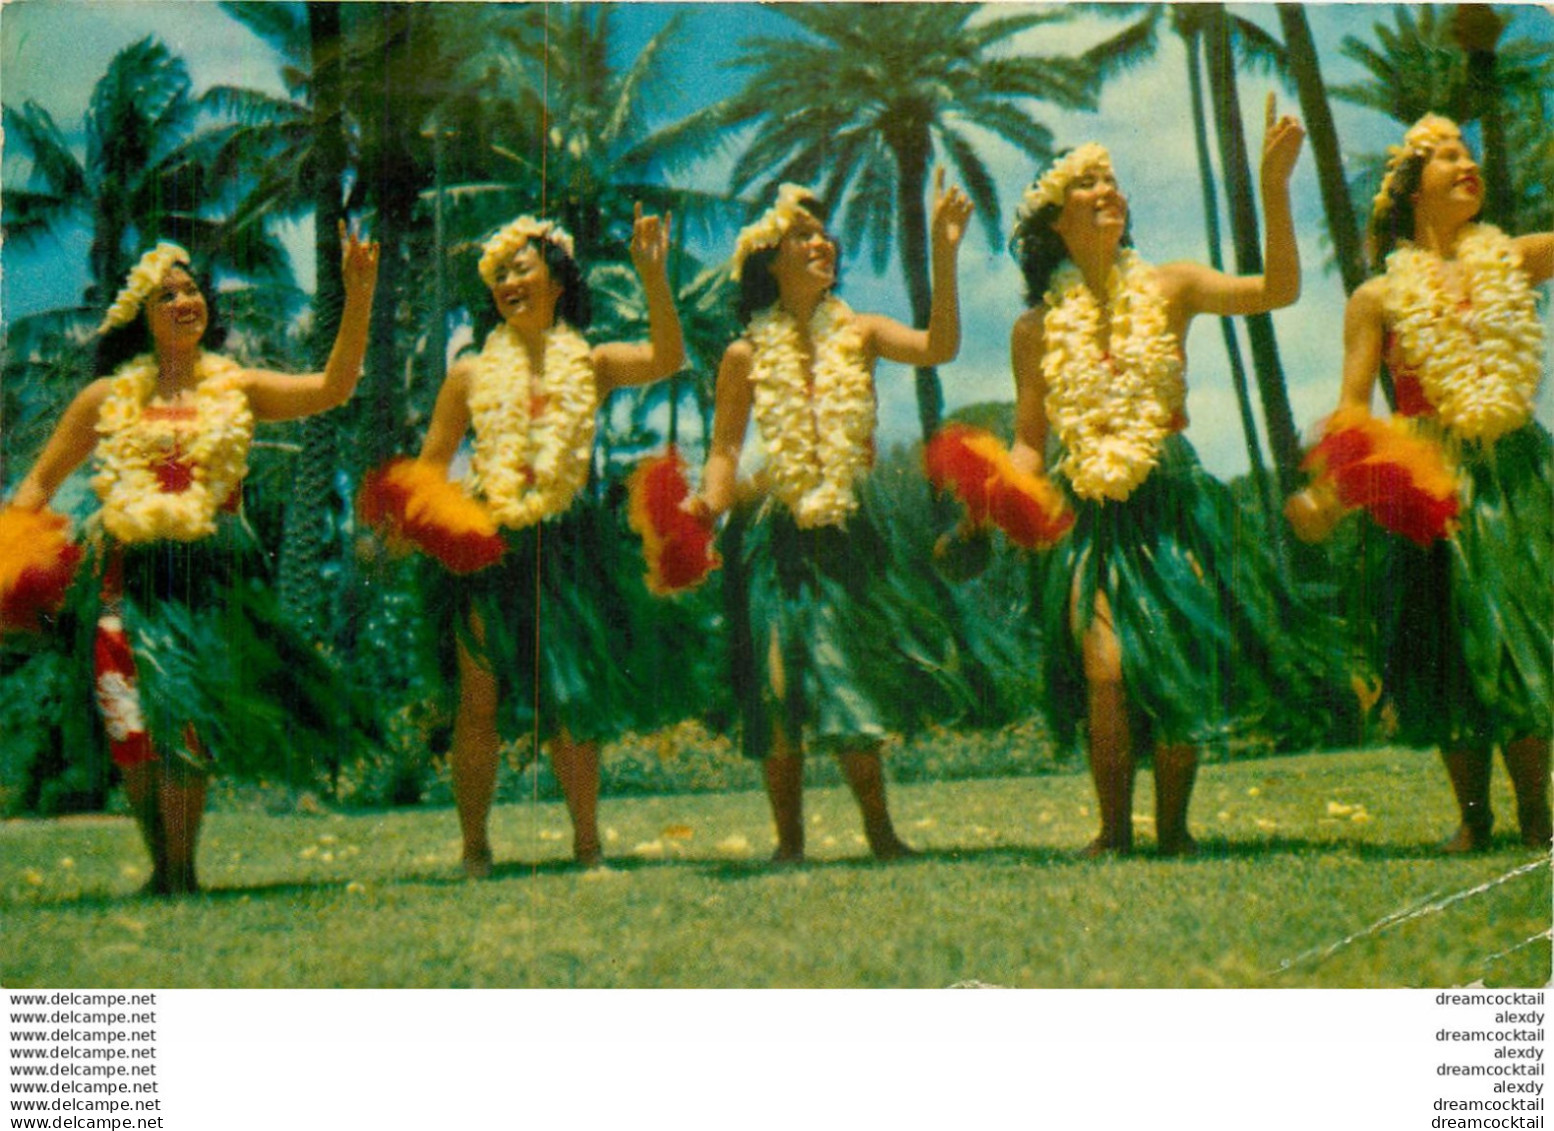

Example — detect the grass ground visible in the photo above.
[2,747,1548,988]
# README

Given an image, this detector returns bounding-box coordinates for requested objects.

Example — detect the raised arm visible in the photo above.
[689,340,755,521]
[1163,102,1305,318]
[417,359,475,472]
[241,223,380,422]
[593,205,687,392]
[859,170,973,366]
[9,379,113,511]
[1008,309,1050,476]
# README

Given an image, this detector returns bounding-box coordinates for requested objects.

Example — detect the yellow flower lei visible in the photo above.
[93,352,253,544]
[1384,224,1543,445]
[747,296,875,528]
[466,323,598,528]
[1042,251,1184,502]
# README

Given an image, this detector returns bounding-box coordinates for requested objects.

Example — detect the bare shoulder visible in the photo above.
[720,337,755,374]
[1348,276,1387,319]
[1153,259,1210,302]
[1011,306,1046,350]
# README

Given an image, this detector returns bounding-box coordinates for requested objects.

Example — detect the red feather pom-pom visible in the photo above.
[627,448,721,595]
[358,459,505,574]
[0,508,83,633]
[1302,407,1460,547]
[924,424,1073,550]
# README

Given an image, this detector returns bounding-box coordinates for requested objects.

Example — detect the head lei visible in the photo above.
[97,242,192,336]
[1372,114,1462,223]
[478,216,576,288]
[1016,144,1113,226]
[731,184,822,282]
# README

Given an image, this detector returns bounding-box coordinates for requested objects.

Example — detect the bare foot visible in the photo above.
[869,836,918,862]
[1079,837,1132,859]
[462,849,494,879]
[1438,824,1492,854]
[1157,834,1199,859]
[573,845,605,870]
[769,848,806,868]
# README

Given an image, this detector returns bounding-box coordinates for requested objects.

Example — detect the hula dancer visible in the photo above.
[413,206,684,876]
[1288,114,1552,851]
[5,227,380,894]
[689,173,974,864]
[1008,105,1305,856]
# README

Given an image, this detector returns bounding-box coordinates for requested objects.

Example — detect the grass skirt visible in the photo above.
[723,484,986,760]
[1374,422,1551,748]
[434,500,689,744]
[1035,436,1286,749]
[94,521,377,780]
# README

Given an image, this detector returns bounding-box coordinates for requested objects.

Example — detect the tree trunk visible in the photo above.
[1203,5,1303,501]
[278,1,348,640]
[1184,27,1276,525]
[1277,5,1366,296]
[889,133,942,443]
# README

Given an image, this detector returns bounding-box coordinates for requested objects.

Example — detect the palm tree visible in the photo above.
[673,3,1104,442]
[1200,4,1303,500]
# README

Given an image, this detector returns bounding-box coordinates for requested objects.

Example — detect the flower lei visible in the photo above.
[1041,251,1183,502]
[1384,224,1543,444]
[93,352,253,543]
[466,323,598,528]
[747,296,875,528]
[97,243,191,336]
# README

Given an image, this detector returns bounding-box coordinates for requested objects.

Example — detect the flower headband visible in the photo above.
[730,184,822,282]
[1373,114,1462,222]
[478,216,576,288]
[97,242,192,335]
[1016,144,1113,225]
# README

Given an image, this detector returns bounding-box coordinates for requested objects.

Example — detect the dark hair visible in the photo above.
[1367,151,1427,271]
[95,257,227,375]
[1009,186,1134,308]
[735,194,838,325]
[471,236,592,343]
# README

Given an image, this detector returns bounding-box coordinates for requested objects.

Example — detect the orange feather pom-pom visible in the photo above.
[358,459,505,574]
[0,508,83,633]
[924,424,1073,550]
[627,448,721,595]
[1302,407,1460,547]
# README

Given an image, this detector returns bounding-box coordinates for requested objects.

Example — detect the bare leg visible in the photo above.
[1439,745,1494,853]
[766,721,805,864]
[1083,678,1136,856]
[1502,736,1552,849]
[837,744,914,860]
[451,632,502,877]
[1078,588,1134,856]
[550,731,603,867]
[158,754,207,894]
[1154,743,1200,857]
[122,762,169,894]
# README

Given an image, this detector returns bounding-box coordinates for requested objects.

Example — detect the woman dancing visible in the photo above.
[691,174,974,864]
[6,226,380,894]
[1007,108,1305,856]
[416,206,683,876]
[1289,114,1551,850]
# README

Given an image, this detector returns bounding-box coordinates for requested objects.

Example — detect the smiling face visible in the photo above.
[143,266,208,351]
[489,241,565,329]
[1051,165,1128,252]
[1412,135,1483,224]
[768,211,837,295]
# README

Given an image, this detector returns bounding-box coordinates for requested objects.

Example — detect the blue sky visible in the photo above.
[3,1,1551,480]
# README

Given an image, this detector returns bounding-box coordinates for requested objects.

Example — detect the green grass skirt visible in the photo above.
[1373,422,1552,748]
[723,486,988,760]
[97,521,378,780]
[1035,436,1289,749]
[434,501,706,744]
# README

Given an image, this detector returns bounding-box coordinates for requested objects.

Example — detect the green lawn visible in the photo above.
[3,747,1548,988]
